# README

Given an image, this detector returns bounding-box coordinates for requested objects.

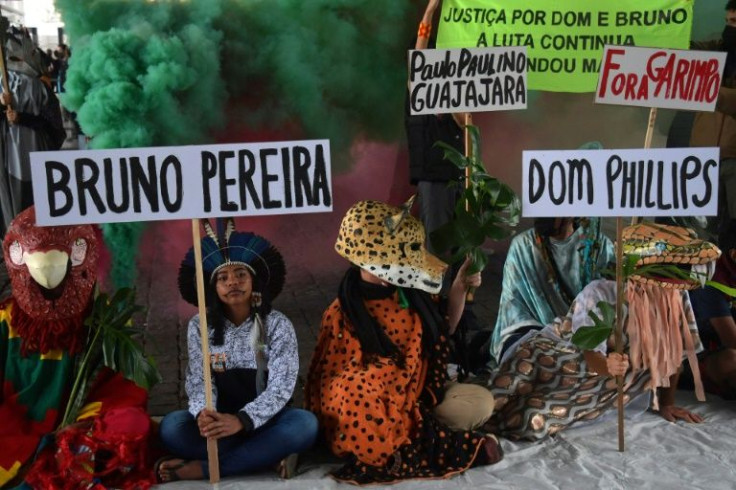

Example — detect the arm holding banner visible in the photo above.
[446,255,482,335]
[415,0,439,50]
[583,351,629,377]
[0,90,16,124]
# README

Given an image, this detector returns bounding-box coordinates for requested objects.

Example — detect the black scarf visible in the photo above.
[337,267,444,367]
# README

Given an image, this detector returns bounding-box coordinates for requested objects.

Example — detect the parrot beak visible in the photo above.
[23,250,69,289]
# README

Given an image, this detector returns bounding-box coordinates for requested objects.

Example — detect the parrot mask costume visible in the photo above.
[0,206,155,489]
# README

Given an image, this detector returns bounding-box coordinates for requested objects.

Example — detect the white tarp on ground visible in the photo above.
[157,392,736,490]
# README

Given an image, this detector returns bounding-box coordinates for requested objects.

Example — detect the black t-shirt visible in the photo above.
[404,95,464,184]
[689,286,735,353]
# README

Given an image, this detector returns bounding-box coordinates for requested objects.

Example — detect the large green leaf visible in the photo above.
[429,124,519,272]
[435,141,469,169]
[571,324,612,351]
[621,254,641,279]
[571,301,616,350]
[60,288,161,429]
[481,222,513,241]
[430,209,486,253]
[705,280,736,298]
[92,288,161,390]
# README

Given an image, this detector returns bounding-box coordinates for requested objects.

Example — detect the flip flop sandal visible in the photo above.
[276,453,299,479]
[155,456,188,483]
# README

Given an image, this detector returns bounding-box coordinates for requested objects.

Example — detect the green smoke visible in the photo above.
[217,0,411,152]
[58,0,225,149]
[55,0,415,287]
[692,0,726,41]
[56,0,227,288]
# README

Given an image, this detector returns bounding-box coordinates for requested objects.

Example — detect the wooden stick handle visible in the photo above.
[0,48,9,96]
[643,107,658,149]
[0,13,13,108]
[463,113,475,302]
[615,217,625,452]
[463,112,472,212]
[631,107,658,226]
[191,219,220,482]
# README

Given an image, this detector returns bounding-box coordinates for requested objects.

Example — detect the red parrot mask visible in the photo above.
[3,207,99,353]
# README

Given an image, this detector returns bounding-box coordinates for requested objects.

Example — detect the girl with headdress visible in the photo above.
[155,221,318,482]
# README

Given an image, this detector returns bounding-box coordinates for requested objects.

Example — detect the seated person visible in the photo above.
[486,223,717,441]
[306,197,502,485]
[156,222,318,482]
[489,217,614,368]
[681,222,736,399]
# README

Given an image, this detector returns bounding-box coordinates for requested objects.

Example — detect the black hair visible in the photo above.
[728,1,736,11]
[206,281,227,346]
[533,218,578,238]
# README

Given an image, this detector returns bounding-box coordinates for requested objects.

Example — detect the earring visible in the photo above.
[251,291,262,308]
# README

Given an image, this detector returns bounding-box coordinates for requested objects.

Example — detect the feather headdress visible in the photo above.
[178,218,286,306]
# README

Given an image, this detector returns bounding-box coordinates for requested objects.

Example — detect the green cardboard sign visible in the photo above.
[437,0,693,93]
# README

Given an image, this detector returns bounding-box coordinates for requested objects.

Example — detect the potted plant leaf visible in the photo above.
[60,287,162,428]
[430,124,520,273]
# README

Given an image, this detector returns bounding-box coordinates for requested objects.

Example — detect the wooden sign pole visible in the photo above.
[614,217,625,452]
[464,112,475,302]
[191,219,220,482]
[630,107,658,226]
[619,105,658,451]
[0,12,13,112]
[464,112,473,213]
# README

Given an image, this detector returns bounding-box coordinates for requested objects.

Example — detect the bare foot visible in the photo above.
[157,458,204,482]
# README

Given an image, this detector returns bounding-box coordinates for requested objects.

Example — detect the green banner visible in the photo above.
[437,0,694,93]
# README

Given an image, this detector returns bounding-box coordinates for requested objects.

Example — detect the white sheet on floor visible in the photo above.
[157,392,736,490]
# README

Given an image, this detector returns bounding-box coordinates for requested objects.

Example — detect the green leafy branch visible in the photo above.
[571,301,616,350]
[706,281,736,298]
[430,124,520,273]
[59,287,162,429]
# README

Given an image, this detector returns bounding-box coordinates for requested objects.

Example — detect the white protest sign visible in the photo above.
[522,147,719,217]
[30,140,332,226]
[408,46,527,115]
[596,45,726,111]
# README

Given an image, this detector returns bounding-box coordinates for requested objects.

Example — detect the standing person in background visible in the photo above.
[689,1,736,235]
[405,0,487,379]
[0,26,66,236]
[54,43,69,94]
[405,0,466,254]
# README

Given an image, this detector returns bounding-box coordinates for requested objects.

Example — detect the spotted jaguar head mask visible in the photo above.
[335,197,447,294]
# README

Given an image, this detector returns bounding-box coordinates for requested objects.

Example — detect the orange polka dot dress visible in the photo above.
[306,290,486,484]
